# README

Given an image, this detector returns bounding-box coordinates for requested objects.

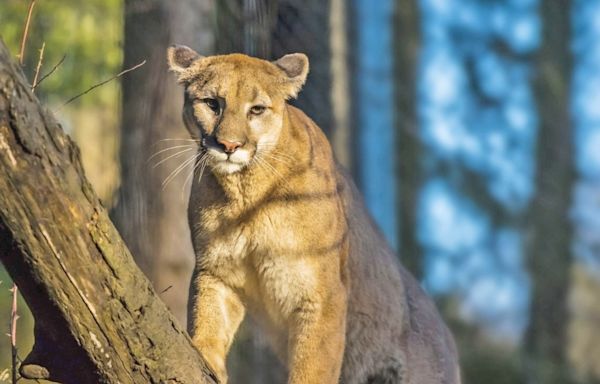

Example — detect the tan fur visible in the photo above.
[167,46,461,384]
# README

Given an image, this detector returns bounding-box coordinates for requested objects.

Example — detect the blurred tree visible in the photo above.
[350,0,398,248]
[272,0,333,137]
[567,1,600,381]
[417,0,538,335]
[112,0,214,326]
[214,0,242,53]
[216,0,277,57]
[394,0,422,277]
[329,0,351,167]
[568,265,600,383]
[524,0,575,383]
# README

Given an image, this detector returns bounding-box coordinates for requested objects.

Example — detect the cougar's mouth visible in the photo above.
[201,137,253,174]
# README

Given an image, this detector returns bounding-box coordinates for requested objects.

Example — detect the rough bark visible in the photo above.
[524,1,574,383]
[112,0,214,326]
[0,40,216,384]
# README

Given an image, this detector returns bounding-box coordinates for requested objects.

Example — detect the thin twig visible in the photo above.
[31,42,45,92]
[60,60,146,108]
[10,284,19,384]
[18,0,37,65]
[160,285,173,294]
[33,54,66,90]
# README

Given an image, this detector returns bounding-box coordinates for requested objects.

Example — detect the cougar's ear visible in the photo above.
[273,53,309,99]
[167,44,203,75]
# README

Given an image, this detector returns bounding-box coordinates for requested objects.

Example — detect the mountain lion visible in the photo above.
[167,45,461,384]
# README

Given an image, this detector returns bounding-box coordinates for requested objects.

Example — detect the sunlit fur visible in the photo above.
[168,47,461,384]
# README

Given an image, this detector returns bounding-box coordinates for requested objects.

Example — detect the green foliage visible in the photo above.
[0,0,123,106]
[438,297,526,384]
[0,268,34,382]
[461,344,526,384]
[451,319,527,384]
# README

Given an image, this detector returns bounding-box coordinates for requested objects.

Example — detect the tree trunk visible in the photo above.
[215,0,279,59]
[215,0,244,54]
[112,0,214,326]
[524,1,574,382]
[272,0,333,137]
[348,0,397,248]
[329,0,352,169]
[394,0,422,277]
[0,40,216,384]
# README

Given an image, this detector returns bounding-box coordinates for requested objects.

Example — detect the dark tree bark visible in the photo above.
[112,0,214,326]
[524,1,575,383]
[394,0,422,278]
[0,40,216,384]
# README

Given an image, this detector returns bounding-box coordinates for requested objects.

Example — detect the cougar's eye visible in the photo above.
[202,98,220,114]
[250,105,266,116]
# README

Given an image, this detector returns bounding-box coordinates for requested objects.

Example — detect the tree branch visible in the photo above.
[0,39,217,384]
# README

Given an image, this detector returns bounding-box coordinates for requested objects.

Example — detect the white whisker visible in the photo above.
[262,152,293,166]
[147,144,197,163]
[151,147,196,168]
[197,156,209,185]
[154,138,200,144]
[162,152,202,190]
[257,143,295,163]
[255,154,284,181]
[182,153,207,200]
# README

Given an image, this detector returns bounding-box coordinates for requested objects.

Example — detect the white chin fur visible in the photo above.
[207,148,251,174]
[212,161,246,174]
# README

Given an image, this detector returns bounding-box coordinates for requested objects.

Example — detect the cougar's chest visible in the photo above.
[195,202,309,322]
[193,208,251,287]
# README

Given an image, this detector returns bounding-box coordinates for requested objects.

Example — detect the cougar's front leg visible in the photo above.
[188,271,245,384]
[287,281,348,384]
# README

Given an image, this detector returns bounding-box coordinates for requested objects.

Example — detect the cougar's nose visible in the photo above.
[217,138,243,154]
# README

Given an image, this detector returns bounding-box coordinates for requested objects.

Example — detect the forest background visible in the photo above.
[1,1,599,383]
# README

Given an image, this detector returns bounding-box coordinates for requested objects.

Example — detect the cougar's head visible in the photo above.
[167,45,309,174]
